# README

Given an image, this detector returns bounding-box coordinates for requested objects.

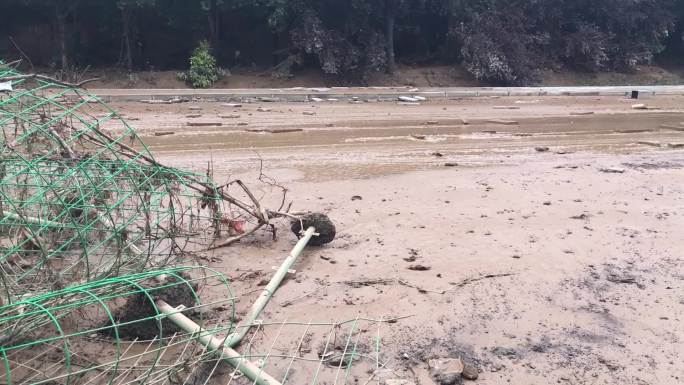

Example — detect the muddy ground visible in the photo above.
[113,94,683,384]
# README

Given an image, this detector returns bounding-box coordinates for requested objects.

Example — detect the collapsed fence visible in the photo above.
[0,61,398,385]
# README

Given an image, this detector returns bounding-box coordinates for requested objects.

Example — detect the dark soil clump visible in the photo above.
[101,273,200,340]
[291,213,336,246]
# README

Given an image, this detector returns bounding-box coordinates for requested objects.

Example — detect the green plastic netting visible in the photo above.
[0,63,226,304]
[0,266,236,385]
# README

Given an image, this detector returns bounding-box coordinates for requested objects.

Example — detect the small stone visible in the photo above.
[351,195,363,201]
[535,146,550,153]
[444,163,458,167]
[462,364,479,380]
[429,358,464,385]
[407,265,431,271]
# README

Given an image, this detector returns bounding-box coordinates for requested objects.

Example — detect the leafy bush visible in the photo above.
[458,7,547,85]
[187,41,221,88]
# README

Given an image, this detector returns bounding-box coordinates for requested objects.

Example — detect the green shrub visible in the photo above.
[187,41,220,88]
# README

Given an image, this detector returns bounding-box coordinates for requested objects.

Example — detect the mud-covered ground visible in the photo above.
[113,94,684,385]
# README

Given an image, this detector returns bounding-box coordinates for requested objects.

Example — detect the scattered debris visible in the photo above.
[398,96,420,102]
[599,167,626,174]
[186,114,202,118]
[219,114,240,119]
[667,143,684,149]
[444,162,458,167]
[615,129,653,134]
[535,146,550,152]
[637,141,661,147]
[246,128,303,133]
[631,104,648,110]
[606,271,639,286]
[222,103,242,107]
[259,97,282,103]
[351,195,363,201]
[486,119,519,125]
[302,111,316,116]
[425,120,439,125]
[187,121,222,127]
[432,152,444,157]
[660,124,684,132]
[493,106,520,110]
[398,102,421,106]
[153,131,175,137]
[310,97,325,102]
[411,134,427,140]
[570,213,590,220]
[140,97,187,104]
[570,111,595,115]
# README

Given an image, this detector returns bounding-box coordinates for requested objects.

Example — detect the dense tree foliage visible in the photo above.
[0,0,681,85]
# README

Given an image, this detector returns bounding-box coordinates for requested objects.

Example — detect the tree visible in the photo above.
[117,0,155,72]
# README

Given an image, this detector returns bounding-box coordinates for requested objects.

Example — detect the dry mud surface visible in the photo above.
[116,95,683,384]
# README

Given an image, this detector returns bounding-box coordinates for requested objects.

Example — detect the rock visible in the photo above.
[535,146,550,152]
[425,120,439,125]
[407,264,431,271]
[411,134,427,140]
[429,358,464,385]
[302,111,316,116]
[431,152,444,157]
[462,363,479,380]
[444,163,458,167]
[351,195,363,201]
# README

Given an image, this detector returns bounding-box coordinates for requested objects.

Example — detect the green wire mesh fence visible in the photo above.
[0,266,235,385]
[0,63,243,304]
[0,265,397,385]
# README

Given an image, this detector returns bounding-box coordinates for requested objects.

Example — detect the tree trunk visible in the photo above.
[385,0,397,73]
[122,7,133,71]
[57,13,68,70]
[207,0,220,47]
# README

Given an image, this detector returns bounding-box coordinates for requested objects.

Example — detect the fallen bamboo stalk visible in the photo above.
[155,300,282,385]
[224,226,316,347]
